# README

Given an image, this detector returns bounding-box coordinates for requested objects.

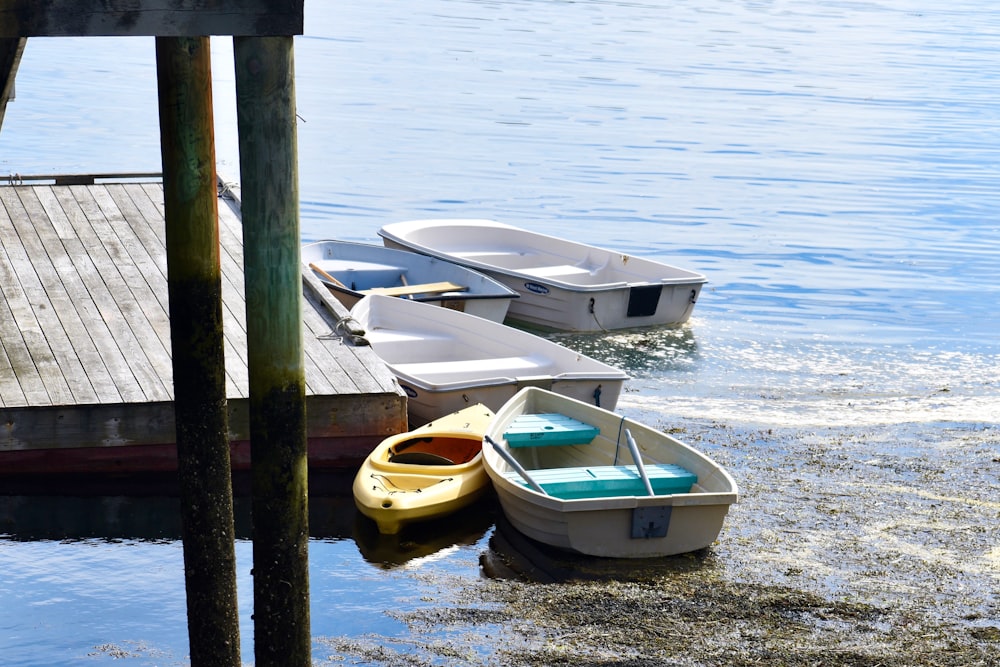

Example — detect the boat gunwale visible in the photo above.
[301,238,521,300]
[378,218,709,290]
[388,368,630,393]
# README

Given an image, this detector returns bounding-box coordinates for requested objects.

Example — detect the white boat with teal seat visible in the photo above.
[378,218,707,332]
[302,239,518,322]
[483,387,738,558]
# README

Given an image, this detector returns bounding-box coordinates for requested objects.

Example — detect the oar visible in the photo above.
[484,434,548,495]
[308,262,349,289]
[399,273,414,299]
[624,428,655,496]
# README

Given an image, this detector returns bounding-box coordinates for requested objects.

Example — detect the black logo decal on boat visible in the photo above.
[524,282,549,295]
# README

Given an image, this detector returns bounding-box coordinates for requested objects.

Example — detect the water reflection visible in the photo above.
[0,495,183,542]
[0,476,495,569]
[353,499,494,569]
[481,514,719,584]
[547,325,698,376]
[0,491,355,542]
[0,490,719,580]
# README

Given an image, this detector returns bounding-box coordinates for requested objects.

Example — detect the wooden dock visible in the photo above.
[0,174,407,480]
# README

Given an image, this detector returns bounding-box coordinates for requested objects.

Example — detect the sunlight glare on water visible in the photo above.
[559,325,1000,428]
[625,339,1000,428]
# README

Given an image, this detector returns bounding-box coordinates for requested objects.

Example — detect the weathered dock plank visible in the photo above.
[2,186,99,405]
[53,184,173,402]
[32,185,141,403]
[0,187,77,405]
[0,176,407,477]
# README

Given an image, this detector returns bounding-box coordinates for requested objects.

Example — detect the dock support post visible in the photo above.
[155,36,241,666]
[234,35,311,667]
[0,37,26,131]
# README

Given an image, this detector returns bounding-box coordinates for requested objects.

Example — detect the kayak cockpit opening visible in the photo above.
[389,435,482,465]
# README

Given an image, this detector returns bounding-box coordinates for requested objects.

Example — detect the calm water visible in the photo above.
[1,0,998,664]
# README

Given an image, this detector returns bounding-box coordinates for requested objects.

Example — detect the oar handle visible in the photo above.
[484,435,548,495]
[625,428,655,496]
[308,262,349,289]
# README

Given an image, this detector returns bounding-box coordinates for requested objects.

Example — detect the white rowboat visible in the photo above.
[302,239,518,322]
[378,218,707,332]
[350,294,628,426]
[483,387,738,558]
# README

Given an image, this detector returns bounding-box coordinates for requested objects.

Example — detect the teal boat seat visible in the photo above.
[504,463,696,499]
[503,413,600,447]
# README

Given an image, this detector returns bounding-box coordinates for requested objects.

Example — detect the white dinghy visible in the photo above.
[378,218,707,332]
[483,387,738,558]
[302,239,518,323]
[350,295,628,426]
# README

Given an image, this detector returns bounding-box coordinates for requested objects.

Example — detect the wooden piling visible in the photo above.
[0,37,25,130]
[233,35,312,666]
[155,36,241,667]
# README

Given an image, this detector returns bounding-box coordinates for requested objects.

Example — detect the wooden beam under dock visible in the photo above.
[0,1,304,38]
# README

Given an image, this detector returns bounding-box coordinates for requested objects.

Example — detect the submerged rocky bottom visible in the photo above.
[318,421,1000,666]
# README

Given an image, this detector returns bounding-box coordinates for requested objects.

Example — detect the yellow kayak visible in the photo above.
[353,403,495,535]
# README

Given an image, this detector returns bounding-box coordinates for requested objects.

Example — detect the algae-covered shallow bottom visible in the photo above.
[321,420,999,667]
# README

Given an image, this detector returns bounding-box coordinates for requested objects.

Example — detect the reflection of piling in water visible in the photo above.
[0,478,358,542]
